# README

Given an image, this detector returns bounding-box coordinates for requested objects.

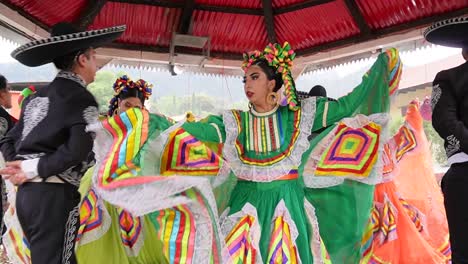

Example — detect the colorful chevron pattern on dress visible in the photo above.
[152,204,196,264]
[77,189,103,241]
[386,48,403,96]
[399,198,424,232]
[361,225,374,263]
[394,126,417,161]
[371,205,381,235]
[438,235,452,261]
[118,208,142,248]
[379,200,397,244]
[368,255,390,264]
[266,216,299,264]
[226,215,258,264]
[382,143,395,175]
[161,128,223,176]
[97,108,150,189]
[232,108,301,166]
[361,206,381,262]
[315,122,381,177]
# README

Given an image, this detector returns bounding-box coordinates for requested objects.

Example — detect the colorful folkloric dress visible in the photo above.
[74,110,229,264]
[362,101,451,263]
[173,49,402,263]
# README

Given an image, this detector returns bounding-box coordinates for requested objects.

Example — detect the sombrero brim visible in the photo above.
[424,17,468,48]
[297,91,310,100]
[11,25,126,67]
[296,91,335,101]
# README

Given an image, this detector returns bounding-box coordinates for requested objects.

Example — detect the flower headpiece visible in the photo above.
[242,42,298,111]
[108,75,153,116]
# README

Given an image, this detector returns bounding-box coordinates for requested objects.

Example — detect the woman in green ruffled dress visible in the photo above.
[175,42,402,263]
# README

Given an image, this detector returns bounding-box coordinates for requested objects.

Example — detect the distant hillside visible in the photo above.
[0,62,55,82]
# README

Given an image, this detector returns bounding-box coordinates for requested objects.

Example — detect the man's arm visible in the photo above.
[431,72,468,154]
[0,123,21,162]
[22,94,98,179]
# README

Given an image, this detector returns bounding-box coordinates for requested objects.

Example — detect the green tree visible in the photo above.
[389,115,404,135]
[423,121,447,166]
[154,94,220,118]
[87,70,127,113]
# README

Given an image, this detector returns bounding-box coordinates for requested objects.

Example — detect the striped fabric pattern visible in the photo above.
[382,143,395,175]
[361,206,380,262]
[243,111,282,153]
[394,126,417,162]
[232,109,301,166]
[153,204,196,263]
[77,189,103,241]
[225,215,258,264]
[160,128,223,176]
[266,216,299,264]
[118,209,142,248]
[398,198,424,232]
[315,122,381,177]
[368,255,390,264]
[150,189,223,264]
[97,108,150,189]
[386,48,403,96]
[6,229,30,264]
[437,235,452,262]
[379,200,397,244]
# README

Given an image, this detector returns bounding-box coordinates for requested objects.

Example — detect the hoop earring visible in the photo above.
[267,92,278,106]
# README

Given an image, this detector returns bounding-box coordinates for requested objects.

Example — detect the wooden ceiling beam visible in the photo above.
[109,0,337,16]
[109,0,183,9]
[195,4,262,15]
[343,0,371,35]
[261,0,277,43]
[274,0,334,15]
[178,0,196,34]
[109,0,264,15]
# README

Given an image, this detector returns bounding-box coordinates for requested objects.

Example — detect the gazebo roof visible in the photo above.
[1,0,467,60]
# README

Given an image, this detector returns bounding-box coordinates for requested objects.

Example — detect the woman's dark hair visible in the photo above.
[118,88,145,105]
[252,59,283,92]
[108,76,152,116]
[0,74,6,91]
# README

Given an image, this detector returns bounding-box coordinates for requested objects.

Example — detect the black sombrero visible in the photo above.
[11,22,126,67]
[297,91,311,100]
[296,91,336,101]
[424,16,468,48]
